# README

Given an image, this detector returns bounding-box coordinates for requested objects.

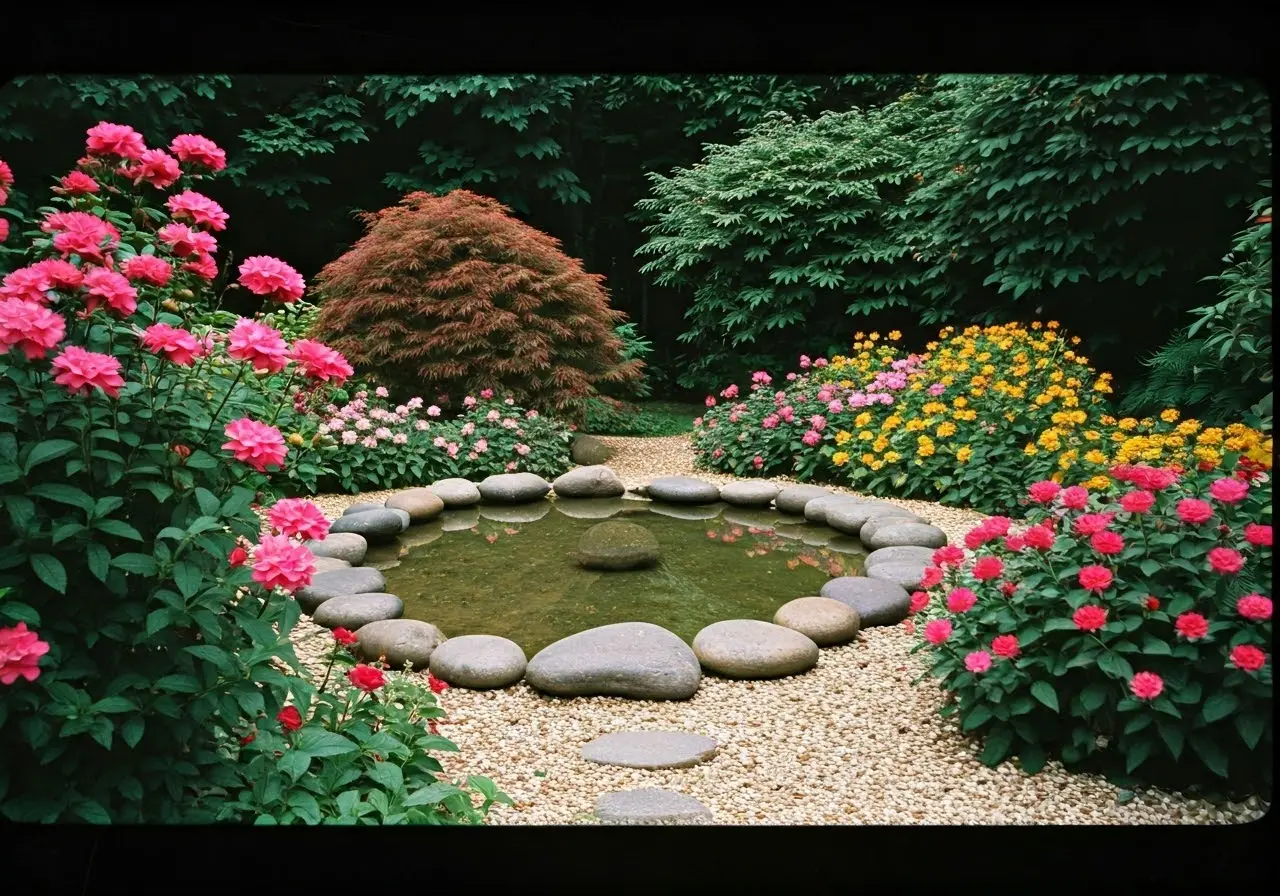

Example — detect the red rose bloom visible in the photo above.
[276,705,303,732]
[1091,530,1125,555]
[1236,594,1273,622]
[1207,547,1245,575]
[1023,525,1055,551]
[1072,605,1108,632]
[1060,486,1089,510]
[227,547,248,567]
[1243,524,1272,547]
[1144,596,1161,611]
[347,664,386,692]
[1000,580,1019,597]
[1176,499,1214,525]
[333,627,358,646]
[972,556,1004,581]
[1078,565,1114,593]
[920,565,944,588]
[1230,644,1267,673]
[427,673,449,694]
[991,634,1020,658]
[1174,612,1209,641]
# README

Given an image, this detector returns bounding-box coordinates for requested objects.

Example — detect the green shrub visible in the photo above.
[909,463,1272,792]
[581,397,698,437]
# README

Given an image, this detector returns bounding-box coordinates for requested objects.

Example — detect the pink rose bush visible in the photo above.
[909,462,1272,789]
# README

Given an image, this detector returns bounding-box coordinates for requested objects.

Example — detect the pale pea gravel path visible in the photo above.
[285,434,1268,825]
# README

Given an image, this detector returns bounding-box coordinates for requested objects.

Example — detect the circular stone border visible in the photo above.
[295,469,946,698]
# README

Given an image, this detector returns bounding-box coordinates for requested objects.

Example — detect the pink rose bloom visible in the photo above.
[502,418,518,429]
[1230,644,1267,673]
[505,397,515,405]
[447,443,459,458]
[487,409,500,422]
[827,399,843,414]
[946,587,977,613]
[1003,535,1026,552]
[341,430,358,445]
[751,455,764,469]
[374,427,392,440]
[1059,486,1090,510]
[928,383,946,396]
[354,418,372,431]
[1027,480,1062,504]
[908,591,930,615]
[0,298,65,360]
[933,545,965,567]
[801,430,822,447]
[752,371,772,386]
[406,397,423,409]
[183,253,219,281]
[45,211,120,263]
[1,267,55,305]
[1129,671,1164,701]
[289,339,353,384]
[720,384,739,399]
[237,256,305,303]
[169,134,227,171]
[780,406,795,422]
[923,619,952,645]
[433,436,446,447]
[1236,594,1273,622]
[59,170,100,195]
[86,121,147,160]
[515,443,530,456]
[413,419,428,431]
[392,432,408,445]
[480,388,494,399]
[473,438,488,453]
[267,498,331,541]
[166,190,229,231]
[1243,523,1272,547]
[964,651,993,674]
[1176,498,1214,524]
[1072,513,1115,536]
[1120,490,1155,514]
[122,254,174,287]
[222,418,288,471]
[813,357,828,368]
[761,414,779,429]
[1209,477,1249,504]
[1077,566,1113,593]
[1207,547,1244,575]
[1024,525,1055,551]
[0,158,13,188]
[817,389,833,402]
[525,409,538,419]
[0,622,50,685]
[799,355,811,369]
[991,635,1020,659]
[140,323,200,366]
[51,345,125,398]
[122,148,181,189]
[82,267,138,317]
[251,534,315,594]
[461,422,475,437]
[375,386,388,398]
[227,318,289,374]
[1091,530,1125,555]
[920,565,944,588]
[362,436,378,449]
[786,372,797,381]
[426,405,442,417]
[158,222,217,258]
[705,395,716,408]
[1174,612,1209,641]
[972,556,1004,581]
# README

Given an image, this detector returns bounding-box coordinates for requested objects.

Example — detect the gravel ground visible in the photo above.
[286,435,1269,825]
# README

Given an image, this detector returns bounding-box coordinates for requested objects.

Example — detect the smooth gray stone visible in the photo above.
[343,501,385,516]
[577,521,660,571]
[329,509,404,544]
[825,502,913,536]
[388,507,411,532]
[717,481,780,508]
[581,731,718,770]
[428,635,527,690]
[304,532,368,565]
[553,465,625,499]
[571,434,614,465]
[647,476,720,505]
[862,522,949,551]
[803,494,864,524]
[858,512,927,543]
[477,472,552,504]
[773,597,861,646]
[865,562,928,591]
[595,788,713,825]
[819,577,911,627]
[865,545,937,569]
[385,488,445,522]
[774,485,831,515]
[428,478,482,508]
[312,592,404,630]
[692,619,819,680]
[525,622,701,700]
[296,567,388,613]
[478,500,551,524]
[310,556,352,573]
[354,619,446,670]
[554,497,634,520]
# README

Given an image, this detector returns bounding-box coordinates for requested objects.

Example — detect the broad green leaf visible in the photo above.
[29,554,68,594]
[1030,681,1059,712]
[1201,691,1239,724]
[24,439,79,474]
[294,729,358,758]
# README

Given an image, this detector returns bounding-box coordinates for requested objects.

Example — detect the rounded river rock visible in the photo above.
[553,465,626,498]
[305,532,368,565]
[864,562,928,591]
[581,731,719,770]
[296,567,388,614]
[428,634,527,690]
[773,596,861,646]
[594,788,713,825]
[647,476,720,505]
[803,494,864,524]
[692,619,819,679]
[774,485,831,515]
[427,478,482,508]
[354,619,446,670]
[859,512,927,543]
[717,481,780,508]
[477,472,552,504]
[819,576,911,627]
[825,502,914,536]
[865,545,936,570]
[384,488,445,522]
[577,520,660,571]
[329,509,405,544]
[862,521,949,550]
[311,592,404,630]
[524,622,702,700]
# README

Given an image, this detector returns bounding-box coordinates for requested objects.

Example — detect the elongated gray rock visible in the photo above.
[773,597,861,646]
[595,788,713,825]
[343,501,385,516]
[647,476,720,505]
[525,622,701,700]
[388,508,411,532]
[428,478,482,508]
[305,532,368,565]
[553,465,625,498]
[859,512,927,543]
[385,488,445,522]
[429,635,527,689]
[825,502,914,536]
[354,619,446,670]
[581,731,719,770]
[862,521,948,550]
[803,494,864,524]
[717,481,780,508]
[774,485,831,515]
[310,556,352,573]
[864,545,937,569]
[692,619,819,679]
[296,566,388,614]
[820,577,911,627]
[312,592,404,629]
[865,562,928,591]
[329,509,404,544]
[478,472,552,504]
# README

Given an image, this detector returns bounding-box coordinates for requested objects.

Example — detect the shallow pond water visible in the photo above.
[378,498,866,655]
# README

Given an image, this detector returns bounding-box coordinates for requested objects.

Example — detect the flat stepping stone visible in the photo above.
[820,577,911,627]
[305,532,368,565]
[477,472,551,504]
[354,619,446,670]
[312,592,404,629]
[865,562,928,591]
[803,494,864,524]
[581,731,718,770]
[862,521,948,551]
[774,485,831,515]
[571,433,614,465]
[296,567,388,614]
[577,521,659,571]
[478,500,551,524]
[860,513,927,543]
[428,478,481,508]
[385,488,445,522]
[429,634,527,689]
[553,465,625,498]
[554,497,633,520]
[717,481,780,507]
[439,508,480,532]
[825,502,915,536]
[525,622,701,700]
[595,788,713,825]
[647,476,720,505]
[647,502,726,521]
[773,597,861,646]
[692,619,819,679]
[343,501,386,516]
[329,509,404,544]
[865,545,936,569]
[310,556,352,573]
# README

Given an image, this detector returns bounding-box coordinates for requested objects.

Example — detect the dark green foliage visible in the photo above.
[581,399,700,437]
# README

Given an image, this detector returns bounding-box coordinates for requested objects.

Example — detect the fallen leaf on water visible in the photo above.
[485,534,498,544]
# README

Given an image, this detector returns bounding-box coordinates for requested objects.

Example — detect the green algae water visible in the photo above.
[379,499,866,656]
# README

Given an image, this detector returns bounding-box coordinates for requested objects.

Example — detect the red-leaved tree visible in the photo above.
[309,190,643,420]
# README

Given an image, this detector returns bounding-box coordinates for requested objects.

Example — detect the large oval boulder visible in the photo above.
[552,465,625,498]
[864,562,928,591]
[647,476,720,505]
[385,488,446,523]
[819,577,911,627]
[305,532,368,565]
[296,567,388,614]
[312,593,404,630]
[387,508,411,532]
[329,509,404,544]
[577,521,660,571]
[310,556,352,574]
[427,478,482,508]
[803,494,864,524]
[354,619,446,670]
[825,502,914,536]
[862,521,949,551]
[717,481,780,508]
[524,622,701,700]
[428,634,527,690]
[478,472,552,504]
[773,597,861,646]
[865,545,937,570]
[343,501,385,516]
[774,485,831,516]
[859,512,927,543]
[571,433,614,465]
[692,620,819,679]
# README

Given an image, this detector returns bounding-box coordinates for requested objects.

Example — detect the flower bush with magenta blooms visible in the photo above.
[909,460,1272,791]
[0,124,503,823]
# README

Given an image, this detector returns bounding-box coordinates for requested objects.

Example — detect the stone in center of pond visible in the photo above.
[577,520,660,571]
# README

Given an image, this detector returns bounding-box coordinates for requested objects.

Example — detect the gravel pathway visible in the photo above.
[287,434,1268,825]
